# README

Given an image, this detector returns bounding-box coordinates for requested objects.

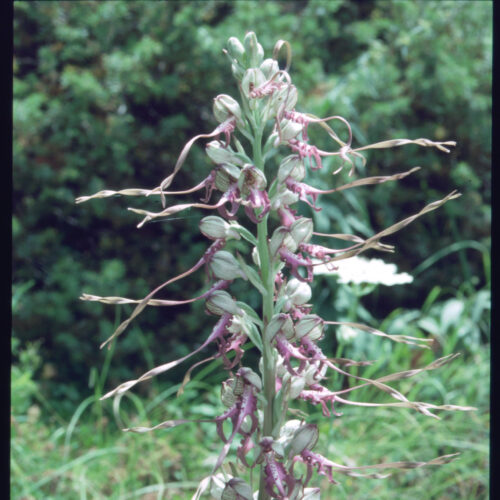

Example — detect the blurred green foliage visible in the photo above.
[13,0,490,418]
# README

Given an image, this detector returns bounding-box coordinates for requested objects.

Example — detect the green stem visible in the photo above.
[253,122,276,500]
[257,215,276,500]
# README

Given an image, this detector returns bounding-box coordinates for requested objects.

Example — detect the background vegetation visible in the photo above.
[12,1,490,499]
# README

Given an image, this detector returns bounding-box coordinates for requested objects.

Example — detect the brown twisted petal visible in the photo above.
[100,314,232,399]
[128,196,230,228]
[272,39,292,72]
[324,320,433,349]
[75,175,212,204]
[158,118,236,206]
[312,191,461,264]
[353,137,456,154]
[95,241,226,349]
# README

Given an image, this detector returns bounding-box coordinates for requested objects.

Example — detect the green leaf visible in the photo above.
[233,225,258,246]
[274,295,287,315]
[236,253,267,295]
[236,302,263,328]
[242,319,263,353]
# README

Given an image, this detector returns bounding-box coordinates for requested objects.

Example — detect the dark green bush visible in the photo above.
[13,1,491,415]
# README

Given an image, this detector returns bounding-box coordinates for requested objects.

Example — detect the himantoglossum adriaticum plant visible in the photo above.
[77,33,475,500]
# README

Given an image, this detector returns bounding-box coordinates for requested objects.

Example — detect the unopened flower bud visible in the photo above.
[239,415,253,435]
[232,375,245,396]
[227,37,246,60]
[260,58,280,79]
[241,68,267,100]
[275,119,303,145]
[213,94,245,129]
[214,164,241,192]
[266,313,294,342]
[243,31,264,67]
[288,483,308,500]
[210,251,247,281]
[269,226,297,257]
[304,361,327,385]
[210,474,228,500]
[206,141,244,166]
[269,84,298,118]
[206,290,242,316]
[278,419,302,443]
[271,441,285,458]
[222,478,253,500]
[295,314,324,341]
[302,488,321,500]
[251,246,260,267]
[231,62,245,80]
[282,84,298,111]
[285,278,312,306]
[237,367,262,391]
[290,218,313,245]
[271,186,299,210]
[277,155,306,183]
[289,375,305,399]
[288,424,319,458]
[238,164,267,195]
[276,358,287,378]
[221,379,236,408]
[200,216,241,241]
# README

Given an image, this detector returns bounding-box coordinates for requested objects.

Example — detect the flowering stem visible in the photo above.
[254,119,276,499]
[258,215,276,500]
[79,32,467,499]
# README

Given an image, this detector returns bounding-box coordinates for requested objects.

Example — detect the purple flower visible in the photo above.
[293,449,339,486]
[278,207,300,228]
[259,438,297,499]
[298,384,342,418]
[287,139,325,171]
[285,178,322,211]
[244,188,271,223]
[217,183,241,220]
[278,247,314,282]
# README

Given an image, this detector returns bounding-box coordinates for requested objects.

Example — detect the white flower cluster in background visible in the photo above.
[314,256,413,286]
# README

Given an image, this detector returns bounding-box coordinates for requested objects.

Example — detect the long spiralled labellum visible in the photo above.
[333,395,476,417]
[303,166,421,196]
[177,356,216,397]
[96,241,226,349]
[75,175,212,204]
[353,137,456,154]
[284,112,352,148]
[129,196,231,228]
[324,321,433,349]
[311,191,461,264]
[80,292,212,307]
[272,39,291,72]
[124,418,216,433]
[100,314,232,400]
[158,117,236,206]
[294,449,460,482]
[330,354,467,397]
[299,337,440,416]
